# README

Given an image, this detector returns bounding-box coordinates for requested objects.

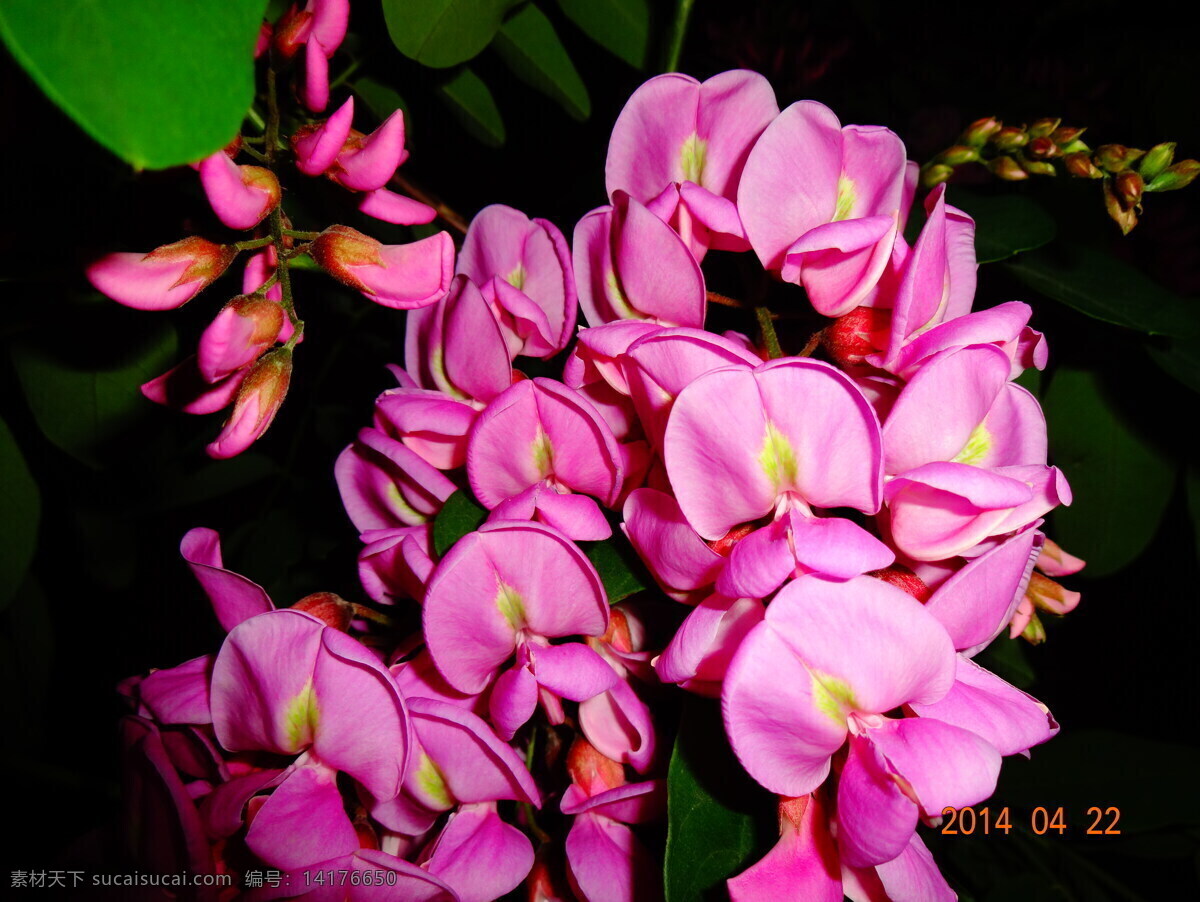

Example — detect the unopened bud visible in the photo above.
[310,225,384,291]
[1050,125,1086,147]
[1036,538,1086,577]
[86,236,237,311]
[961,116,1003,146]
[867,564,932,602]
[1114,170,1144,208]
[1094,144,1144,173]
[1019,157,1057,177]
[197,294,285,383]
[1028,117,1061,138]
[292,591,356,630]
[1146,158,1200,192]
[1026,136,1058,160]
[1103,180,1139,234]
[938,145,981,165]
[920,163,955,189]
[991,127,1028,150]
[990,156,1029,180]
[1063,152,1103,179]
[566,738,625,796]
[823,306,891,367]
[1138,142,1176,181]
[1025,572,1081,616]
[206,348,293,459]
[1020,610,1046,644]
[272,4,313,60]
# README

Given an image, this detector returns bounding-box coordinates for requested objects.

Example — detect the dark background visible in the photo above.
[1,0,1197,898]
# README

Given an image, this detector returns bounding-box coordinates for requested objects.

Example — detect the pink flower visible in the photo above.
[206,348,292,459]
[87,236,236,311]
[457,205,578,357]
[738,100,913,316]
[312,224,455,309]
[198,152,281,229]
[574,191,706,327]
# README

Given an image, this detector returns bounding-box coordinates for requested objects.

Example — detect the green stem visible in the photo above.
[245,106,267,134]
[756,306,783,359]
[329,56,363,91]
[661,0,696,73]
[232,236,274,252]
[283,229,322,240]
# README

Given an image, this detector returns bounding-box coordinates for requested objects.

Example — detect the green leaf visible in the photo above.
[0,0,267,169]
[432,490,488,557]
[437,67,506,147]
[12,321,178,469]
[0,417,40,612]
[1043,366,1174,576]
[580,536,649,604]
[1145,337,1200,394]
[1006,243,1200,338]
[555,0,649,68]
[383,0,519,68]
[352,77,410,127]
[666,697,773,901]
[494,4,590,121]
[949,192,1057,264]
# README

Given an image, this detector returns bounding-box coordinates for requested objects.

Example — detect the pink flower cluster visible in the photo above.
[85,1,455,459]
[123,70,1085,901]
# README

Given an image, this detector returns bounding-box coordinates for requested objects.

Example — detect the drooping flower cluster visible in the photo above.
[86,0,454,459]
[122,65,1085,901]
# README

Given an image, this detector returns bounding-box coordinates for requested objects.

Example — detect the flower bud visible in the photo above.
[1050,125,1086,147]
[961,116,1002,146]
[990,127,1028,151]
[1103,180,1139,234]
[867,564,932,602]
[1024,572,1081,617]
[1020,610,1046,644]
[86,236,236,311]
[1146,158,1200,192]
[198,153,281,230]
[1114,170,1144,209]
[1137,142,1176,181]
[291,591,355,630]
[1094,144,1144,173]
[271,5,312,61]
[197,294,285,383]
[311,225,454,309]
[1019,157,1057,177]
[206,348,292,459]
[1026,136,1058,160]
[920,163,954,189]
[937,145,981,165]
[822,305,891,367]
[566,738,625,796]
[292,96,355,176]
[1063,152,1103,179]
[989,156,1029,180]
[1028,117,1061,138]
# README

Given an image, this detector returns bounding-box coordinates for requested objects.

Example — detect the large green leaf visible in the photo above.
[494,4,590,120]
[1006,244,1200,338]
[555,0,649,68]
[665,697,773,901]
[1144,336,1200,394]
[580,536,649,604]
[949,192,1057,264]
[0,0,266,169]
[1043,366,1174,576]
[0,416,40,612]
[12,321,178,469]
[432,490,488,557]
[437,67,506,147]
[352,78,410,128]
[383,0,518,68]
